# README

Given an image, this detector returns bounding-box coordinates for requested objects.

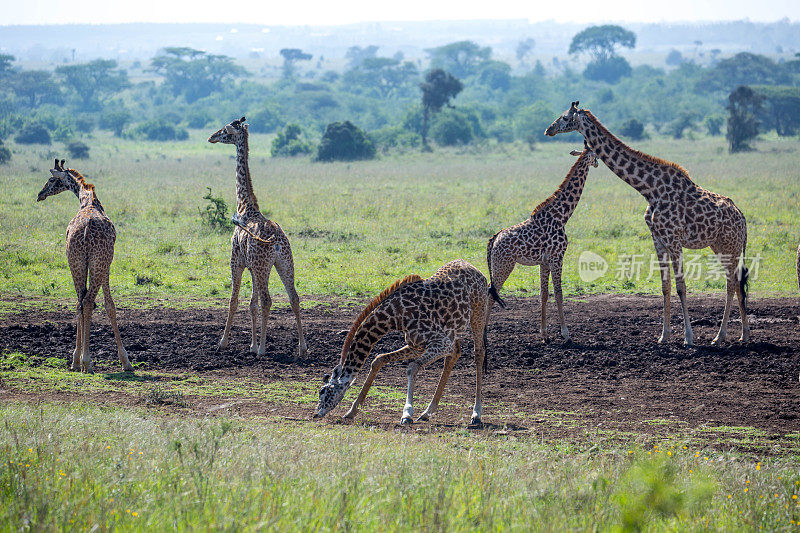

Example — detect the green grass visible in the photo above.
[2,131,798,309]
[2,402,800,530]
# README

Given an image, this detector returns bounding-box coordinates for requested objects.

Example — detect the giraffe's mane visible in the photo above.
[66,168,95,192]
[583,111,692,180]
[530,149,588,218]
[340,274,423,363]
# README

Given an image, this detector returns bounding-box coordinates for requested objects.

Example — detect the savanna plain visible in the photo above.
[2,132,800,530]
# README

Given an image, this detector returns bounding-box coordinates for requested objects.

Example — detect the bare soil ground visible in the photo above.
[2,294,800,448]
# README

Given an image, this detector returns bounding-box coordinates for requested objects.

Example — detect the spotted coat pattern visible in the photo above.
[208,118,307,358]
[36,159,132,373]
[314,260,492,426]
[487,147,598,342]
[546,102,750,346]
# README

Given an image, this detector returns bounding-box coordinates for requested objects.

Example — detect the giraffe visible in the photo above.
[313,259,502,426]
[487,143,598,343]
[36,159,132,373]
[208,117,307,358]
[546,102,750,346]
[796,244,799,293]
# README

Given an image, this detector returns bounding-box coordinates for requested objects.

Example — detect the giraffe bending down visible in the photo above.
[209,117,307,358]
[487,144,598,342]
[546,102,750,346]
[313,260,502,426]
[37,159,132,373]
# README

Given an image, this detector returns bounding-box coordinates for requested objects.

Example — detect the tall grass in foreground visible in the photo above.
[2,402,800,530]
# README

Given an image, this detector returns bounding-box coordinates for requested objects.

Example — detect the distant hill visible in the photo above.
[0,19,798,64]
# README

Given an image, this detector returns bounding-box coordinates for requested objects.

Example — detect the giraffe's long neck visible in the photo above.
[533,151,592,225]
[67,171,103,212]
[340,310,397,377]
[235,132,259,215]
[579,112,683,203]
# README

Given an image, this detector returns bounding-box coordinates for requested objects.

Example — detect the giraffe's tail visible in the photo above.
[738,232,749,315]
[482,324,489,374]
[486,231,506,309]
[231,215,276,245]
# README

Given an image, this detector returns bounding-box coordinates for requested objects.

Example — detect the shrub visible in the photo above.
[703,114,724,136]
[184,109,213,129]
[14,122,51,145]
[132,118,189,141]
[0,141,10,164]
[369,125,421,152]
[270,124,312,157]
[66,141,90,159]
[315,121,375,162]
[431,110,473,146]
[619,118,646,141]
[584,56,632,83]
[99,108,131,136]
[199,187,233,233]
[249,106,284,134]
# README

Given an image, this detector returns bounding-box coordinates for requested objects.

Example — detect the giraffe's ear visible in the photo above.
[240,116,246,123]
[569,150,581,156]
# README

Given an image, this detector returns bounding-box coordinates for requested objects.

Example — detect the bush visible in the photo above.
[703,114,724,136]
[514,101,555,147]
[431,110,473,146]
[14,122,51,145]
[369,125,421,152]
[132,118,189,141]
[184,109,213,129]
[199,187,233,233]
[99,108,131,137]
[315,121,375,162]
[249,106,284,134]
[584,56,632,83]
[619,118,646,141]
[270,124,312,157]
[0,141,10,164]
[66,141,90,159]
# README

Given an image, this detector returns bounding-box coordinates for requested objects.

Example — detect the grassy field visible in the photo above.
[2,401,800,531]
[1,131,798,309]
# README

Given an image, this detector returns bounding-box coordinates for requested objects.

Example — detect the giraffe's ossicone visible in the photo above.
[36,158,132,374]
[314,259,501,427]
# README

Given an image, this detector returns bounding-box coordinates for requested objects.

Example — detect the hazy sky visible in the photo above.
[4,0,799,26]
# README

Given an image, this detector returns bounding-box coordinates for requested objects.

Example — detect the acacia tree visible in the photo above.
[569,25,636,83]
[151,47,246,103]
[55,60,129,111]
[279,48,312,79]
[419,69,463,148]
[727,85,763,153]
[425,41,491,79]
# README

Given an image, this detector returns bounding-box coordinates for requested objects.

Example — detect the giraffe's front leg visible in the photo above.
[401,340,452,424]
[417,343,461,422]
[219,259,244,351]
[654,249,672,344]
[72,311,83,371]
[670,249,694,347]
[344,346,415,420]
[539,264,550,343]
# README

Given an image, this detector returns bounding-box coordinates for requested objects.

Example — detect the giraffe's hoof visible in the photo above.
[415,413,430,423]
[711,336,725,345]
[657,336,668,344]
[400,417,413,425]
[123,366,134,373]
[70,365,80,372]
[468,417,483,428]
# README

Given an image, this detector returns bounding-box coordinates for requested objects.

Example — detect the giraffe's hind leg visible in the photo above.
[551,256,569,341]
[219,252,245,351]
[711,246,734,345]
[79,282,101,374]
[253,269,272,357]
[669,248,694,346]
[103,280,132,372]
[68,256,88,371]
[540,264,550,343]
[275,251,308,358]
[402,338,454,425]
[416,341,462,422]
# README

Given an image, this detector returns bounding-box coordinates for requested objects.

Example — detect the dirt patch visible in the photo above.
[2,293,800,443]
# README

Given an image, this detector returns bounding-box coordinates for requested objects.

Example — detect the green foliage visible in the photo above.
[476,60,511,91]
[315,120,375,162]
[425,40,491,79]
[248,105,284,134]
[270,124,312,157]
[431,109,474,146]
[184,109,213,129]
[727,86,763,153]
[697,52,790,92]
[569,25,637,62]
[279,48,312,79]
[131,118,189,141]
[665,49,684,66]
[665,112,697,139]
[199,187,233,233]
[0,141,10,164]
[150,47,248,104]
[13,122,50,145]
[619,118,646,140]
[99,106,132,137]
[54,59,129,112]
[369,125,421,152]
[514,101,555,147]
[584,56,633,83]
[420,69,463,146]
[703,114,724,136]
[751,85,800,136]
[66,141,90,159]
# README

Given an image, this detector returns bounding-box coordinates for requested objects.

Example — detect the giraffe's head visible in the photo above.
[208,116,247,144]
[545,101,585,137]
[37,158,72,201]
[569,140,598,167]
[313,364,353,419]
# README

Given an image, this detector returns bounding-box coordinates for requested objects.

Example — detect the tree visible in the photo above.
[516,38,536,63]
[665,112,697,139]
[271,124,312,157]
[569,25,636,83]
[619,119,646,140]
[151,47,247,103]
[703,115,724,136]
[0,140,10,164]
[343,57,419,98]
[0,54,15,77]
[419,69,463,148]
[431,110,473,146]
[726,85,763,153]
[279,48,312,79]
[7,70,61,107]
[751,85,800,136]
[14,122,51,145]
[99,106,132,137]
[425,41,491,79]
[55,60,129,111]
[345,45,379,69]
[665,50,684,66]
[696,52,790,92]
[477,61,511,91]
[315,121,375,162]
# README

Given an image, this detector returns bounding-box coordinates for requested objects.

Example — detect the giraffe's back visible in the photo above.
[65,208,116,271]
